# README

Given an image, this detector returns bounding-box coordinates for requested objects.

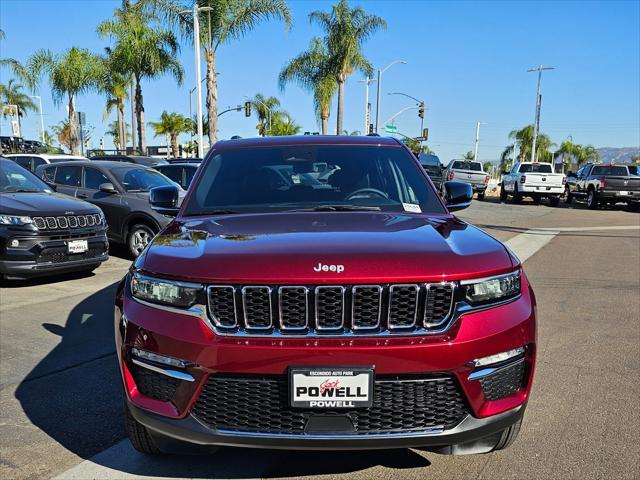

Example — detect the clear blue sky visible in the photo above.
[1,0,639,163]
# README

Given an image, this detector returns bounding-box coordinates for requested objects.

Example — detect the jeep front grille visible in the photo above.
[33,214,102,230]
[207,283,455,335]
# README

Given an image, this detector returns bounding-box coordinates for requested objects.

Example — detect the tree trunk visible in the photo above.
[321,104,329,135]
[68,95,79,155]
[205,48,217,146]
[117,97,126,153]
[135,77,146,154]
[336,77,345,135]
[170,133,179,158]
[130,76,136,151]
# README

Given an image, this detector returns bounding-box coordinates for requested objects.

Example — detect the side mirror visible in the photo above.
[443,181,473,212]
[149,185,180,217]
[99,182,117,194]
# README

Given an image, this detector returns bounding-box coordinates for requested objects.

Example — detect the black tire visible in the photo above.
[549,196,560,207]
[127,224,156,258]
[499,184,507,203]
[513,184,522,204]
[628,202,640,212]
[587,189,599,210]
[125,402,161,454]
[563,186,573,204]
[477,192,485,201]
[532,195,541,204]
[491,418,522,452]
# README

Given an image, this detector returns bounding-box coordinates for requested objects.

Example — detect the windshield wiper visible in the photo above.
[286,205,381,212]
[187,209,239,216]
[3,188,42,193]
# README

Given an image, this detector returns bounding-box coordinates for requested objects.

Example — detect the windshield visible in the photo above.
[0,159,52,193]
[592,166,628,176]
[519,163,552,173]
[452,161,481,171]
[184,145,445,215]
[112,166,174,192]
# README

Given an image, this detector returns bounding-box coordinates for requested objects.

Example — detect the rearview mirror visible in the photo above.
[99,182,117,194]
[149,185,180,217]
[443,181,473,212]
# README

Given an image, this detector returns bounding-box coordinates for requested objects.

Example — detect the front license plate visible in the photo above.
[67,239,88,254]
[618,191,629,196]
[289,367,374,409]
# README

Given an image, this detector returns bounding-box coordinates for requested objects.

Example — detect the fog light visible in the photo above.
[131,348,186,368]
[472,347,525,368]
[10,239,19,247]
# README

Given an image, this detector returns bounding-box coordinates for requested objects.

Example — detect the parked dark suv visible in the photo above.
[154,162,200,190]
[116,136,536,456]
[90,155,168,167]
[0,158,108,280]
[36,161,183,257]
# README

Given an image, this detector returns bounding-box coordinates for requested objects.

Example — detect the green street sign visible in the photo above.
[384,124,398,133]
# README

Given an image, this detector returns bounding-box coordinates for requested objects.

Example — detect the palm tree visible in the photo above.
[310,0,386,134]
[250,94,280,136]
[279,37,337,135]
[106,120,131,151]
[148,111,189,158]
[98,5,183,153]
[573,144,600,168]
[506,125,555,163]
[268,112,301,136]
[25,48,104,154]
[462,151,475,160]
[101,67,129,153]
[0,79,37,134]
[558,139,577,173]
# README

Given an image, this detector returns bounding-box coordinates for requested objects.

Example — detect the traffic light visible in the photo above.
[244,101,251,117]
[418,103,425,119]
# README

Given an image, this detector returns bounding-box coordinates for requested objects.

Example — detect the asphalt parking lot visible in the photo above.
[1,199,638,480]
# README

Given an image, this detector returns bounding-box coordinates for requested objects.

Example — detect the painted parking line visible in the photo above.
[505,229,559,264]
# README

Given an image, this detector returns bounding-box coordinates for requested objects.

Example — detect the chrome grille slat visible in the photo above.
[207,286,237,327]
[33,217,46,229]
[424,283,455,328]
[315,286,345,330]
[45,217,57,229]
[56,216,68,228]
[68,216,78,228]
[242,286,273,330]
[33,214,103,230]
[388,284,420,329]
[351,285,382,330]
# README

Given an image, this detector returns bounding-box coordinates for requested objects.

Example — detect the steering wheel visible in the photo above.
[345,187,389,200]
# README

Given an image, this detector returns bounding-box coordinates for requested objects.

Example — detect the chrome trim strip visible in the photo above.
[131,296,209,321]
[468,357,525,381]
[459,270,521,286]
[211,426,446,439]
[278,286,308,331]
[387,284,419,330]
[132,271,204,290]
[351,285,382,331]
[242,286,273,330]
[423,282,456,328]
[131,358,195,382]
[315,286,345,331]
[207,285,238,328]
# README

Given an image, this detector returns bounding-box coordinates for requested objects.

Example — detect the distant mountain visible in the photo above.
[596,147,640,164]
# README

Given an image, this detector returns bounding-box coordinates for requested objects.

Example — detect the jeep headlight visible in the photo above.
[0,215,33,226]
[461,270,521,305]
[130,271,202,308]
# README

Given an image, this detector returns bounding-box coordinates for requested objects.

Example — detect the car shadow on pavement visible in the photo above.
[14,281,432,479]
[0,268,98,288]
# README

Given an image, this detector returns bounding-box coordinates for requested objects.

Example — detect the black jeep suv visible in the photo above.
[0,158,109,280]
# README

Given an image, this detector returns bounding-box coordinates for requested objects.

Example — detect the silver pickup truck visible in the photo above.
[442,160,489,200]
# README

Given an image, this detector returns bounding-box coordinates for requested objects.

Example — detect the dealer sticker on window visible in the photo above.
[289,367,374,409]
[402,203,422,213]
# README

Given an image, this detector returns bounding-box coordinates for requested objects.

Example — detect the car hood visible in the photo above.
[0,192,99,216]
[141,212,515,284]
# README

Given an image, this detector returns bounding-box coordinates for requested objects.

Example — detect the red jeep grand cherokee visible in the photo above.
[115,136,536,455]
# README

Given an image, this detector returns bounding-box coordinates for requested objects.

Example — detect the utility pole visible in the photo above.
[473,121,481,161]
[374,60,406,134]
[30,95,45,143]
[527,65,555,163]
[359,76,375,134]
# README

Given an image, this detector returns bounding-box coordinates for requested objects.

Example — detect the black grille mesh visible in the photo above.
[352,286,381,329]
[425,284,454,326]
[243,287,272,328]
[316,287,344,329]
[33,214,101,230]
[279,287,308,329]
[192,374,468,435]
[208,287,237,327]
[479,361,525,401]
[131,364,180,402]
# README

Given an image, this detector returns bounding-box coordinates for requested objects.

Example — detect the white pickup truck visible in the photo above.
[500,162,566,206]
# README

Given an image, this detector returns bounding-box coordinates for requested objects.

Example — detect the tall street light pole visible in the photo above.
[359,76,376,134]
[30,95,45,143]
[375,60,407,134]
[181,3,213,159]
[474,121,481,161]
[527,65,555,163]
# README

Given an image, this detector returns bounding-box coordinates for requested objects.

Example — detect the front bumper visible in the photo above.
[115,274,537,449]
[0,230,109,279]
